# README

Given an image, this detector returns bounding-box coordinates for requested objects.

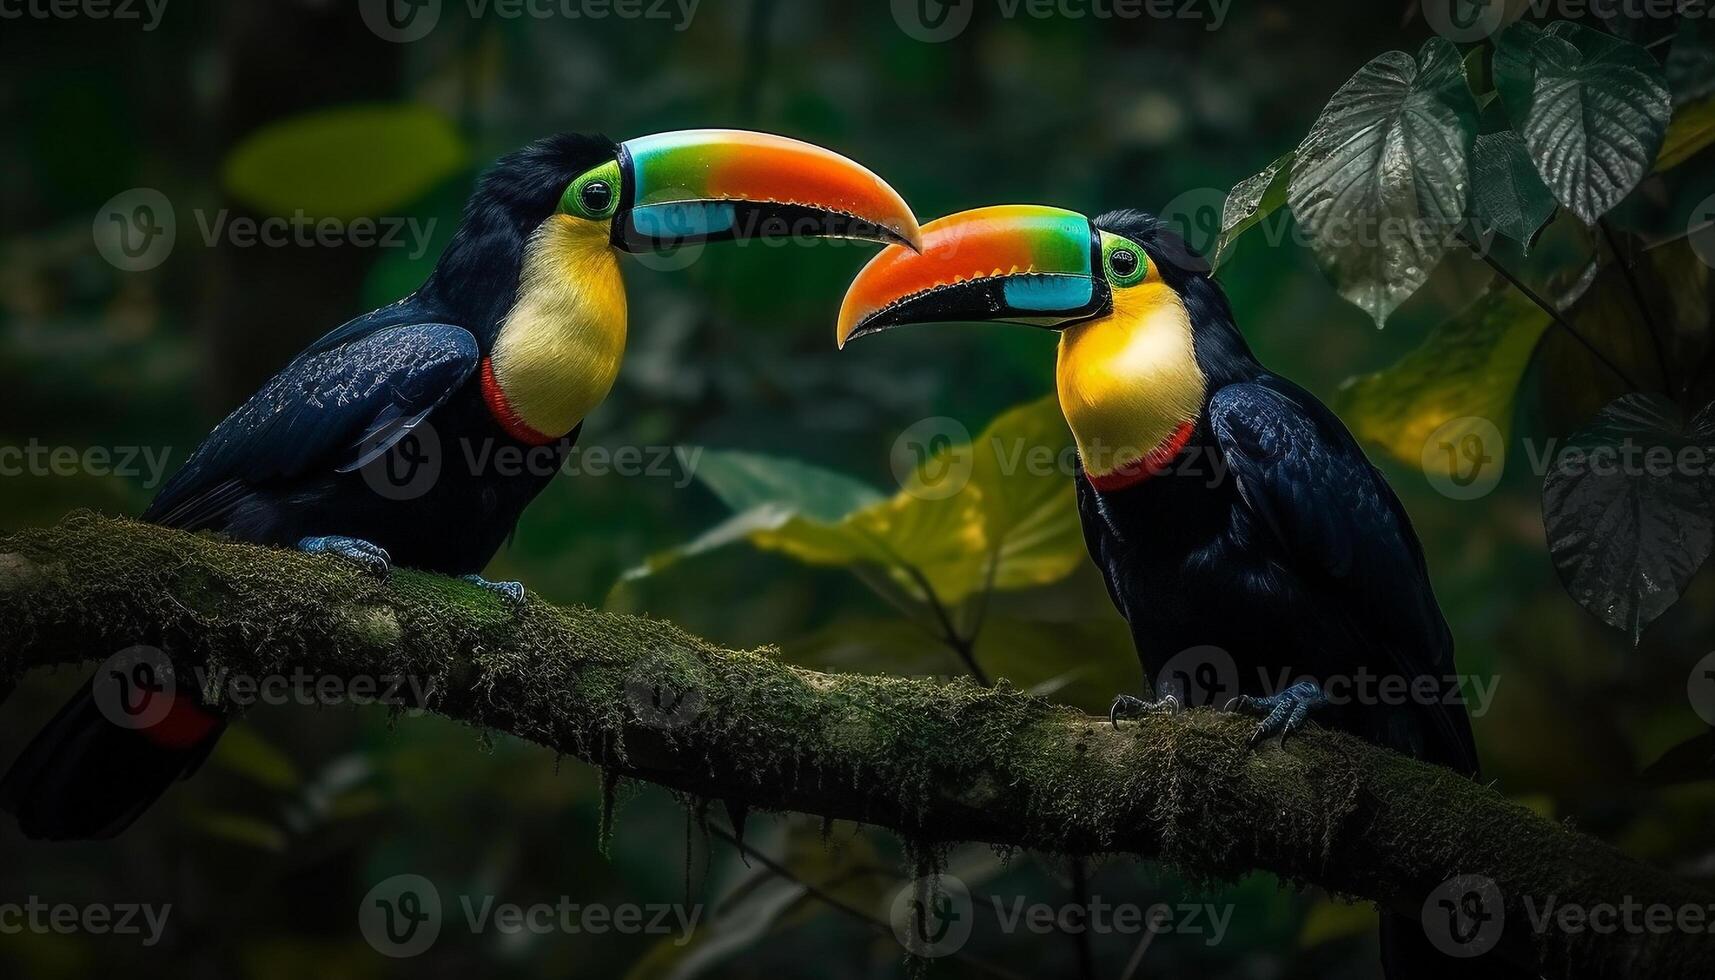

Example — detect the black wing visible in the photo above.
[144,321,479,530]
[1208,377,1475,772]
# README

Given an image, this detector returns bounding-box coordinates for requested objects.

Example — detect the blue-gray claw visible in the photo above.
[461,574,526,607]
[297,535,392,579]
[1225,680,1328,748]
[1110,692,1181,729]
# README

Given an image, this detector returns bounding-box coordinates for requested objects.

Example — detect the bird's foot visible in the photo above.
[1109,692,1181,729]
[1225,680,1328,748]
[297,536,391,579]
[460,574,526,607]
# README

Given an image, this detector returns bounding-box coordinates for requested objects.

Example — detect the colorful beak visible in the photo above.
[614,130,921,252]
[836,205,1106,348]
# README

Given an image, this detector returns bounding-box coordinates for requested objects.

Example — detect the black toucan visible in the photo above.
[0,130,921,841]
[836,206,1504,979]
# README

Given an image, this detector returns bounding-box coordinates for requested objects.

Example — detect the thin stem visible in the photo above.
[1599,219,1673,394]
[852,564,944,645]
[961,545,1002,648]
[899,562,989,685]
[1463,238,1649,393]
[708,824,1027,980]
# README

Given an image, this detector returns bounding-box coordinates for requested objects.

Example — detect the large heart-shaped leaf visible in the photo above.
[1288,39,1478,327]
[1542,394,1715,640]
[1470,131,1558,249]
[622,397,1087,606]
[223,104,467,220]
[1338,286,1550,475]
[1213,149,1293,270]
[1494,21,1671,223]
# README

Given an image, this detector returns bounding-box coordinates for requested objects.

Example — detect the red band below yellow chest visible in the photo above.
[1084,419,1197,492]
[480,357,559,447]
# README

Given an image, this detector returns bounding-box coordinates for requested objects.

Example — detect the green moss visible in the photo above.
[3,513,1713,979]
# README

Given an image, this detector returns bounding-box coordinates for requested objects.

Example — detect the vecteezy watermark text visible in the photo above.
[890,0,1231,42]
[0,898,171,947]
[359,874,701,957]
[360,0,701,42]
[0,441,174,488]
[95,188,438,273]
[0,0,167,29]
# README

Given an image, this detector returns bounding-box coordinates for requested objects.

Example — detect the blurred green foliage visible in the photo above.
[3,3,1714,979]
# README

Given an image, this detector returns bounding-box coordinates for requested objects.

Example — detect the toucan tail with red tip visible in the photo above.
[0,673,223,841]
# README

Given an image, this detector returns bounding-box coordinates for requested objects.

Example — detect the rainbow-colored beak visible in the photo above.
[837,205,1107,347]
[613,130,921,252]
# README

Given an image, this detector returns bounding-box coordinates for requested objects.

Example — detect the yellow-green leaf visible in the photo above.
[625,397,1087,607]
[1297,899,1377,948]
[211,722,300,789]
[223,104,466,220]
[1656,96,1715,172]
[1337,287,1549,480]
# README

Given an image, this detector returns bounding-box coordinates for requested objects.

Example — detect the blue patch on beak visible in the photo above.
[629,202,737,241]
[1002,274,1094,313]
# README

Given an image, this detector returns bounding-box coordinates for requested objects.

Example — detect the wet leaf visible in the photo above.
[223,104,466,220]
[1288,39,1478,327]
[1470,131,1558,248]
[1494,21,1671,223]
[1541,394,1715,639]
[1213,149,1293,270]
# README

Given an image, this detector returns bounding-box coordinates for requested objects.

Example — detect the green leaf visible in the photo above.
[1470,131,1558,249]
[1337,286,1549,476]
[1213,149,1293,270]
[1494,21,1672,223]
[689,449,883,522]
[210,723,300,790]
[223,104,467,220]
[1541,394,1715,640]
[190,810,288,851]
[1298,899,1378,949]
[624,397,1086,606]
[1655,95,1715,172]
[1288,39,1479,327]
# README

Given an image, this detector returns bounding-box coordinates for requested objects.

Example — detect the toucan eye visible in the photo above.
[580,181,613,214]
[562,159,624,219]
[1099,232,1148,287]
[1110,248,1139,278]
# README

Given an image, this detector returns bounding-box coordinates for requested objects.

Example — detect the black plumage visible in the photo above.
[1076,212,1476,773]
[143,133,620,567]
[0,135,617,840]
[1079,214,1498,980]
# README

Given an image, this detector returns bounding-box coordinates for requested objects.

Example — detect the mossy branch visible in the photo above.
[1,515,1711,978]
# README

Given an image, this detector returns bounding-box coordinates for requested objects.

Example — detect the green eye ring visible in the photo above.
[1100,232,1148,288]
[562,159,623,220]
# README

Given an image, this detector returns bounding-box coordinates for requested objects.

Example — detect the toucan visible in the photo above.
[0,130,921,841]
[836,206,1502,979]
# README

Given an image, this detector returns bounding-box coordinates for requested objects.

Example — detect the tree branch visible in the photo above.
[1,515,1711,978]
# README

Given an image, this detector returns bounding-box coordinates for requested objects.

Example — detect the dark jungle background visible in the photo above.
[3,1,1714,977]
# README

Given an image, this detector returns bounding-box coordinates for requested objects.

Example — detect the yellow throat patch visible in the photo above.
[488,214,628,440]
[1055,281,1205,476]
